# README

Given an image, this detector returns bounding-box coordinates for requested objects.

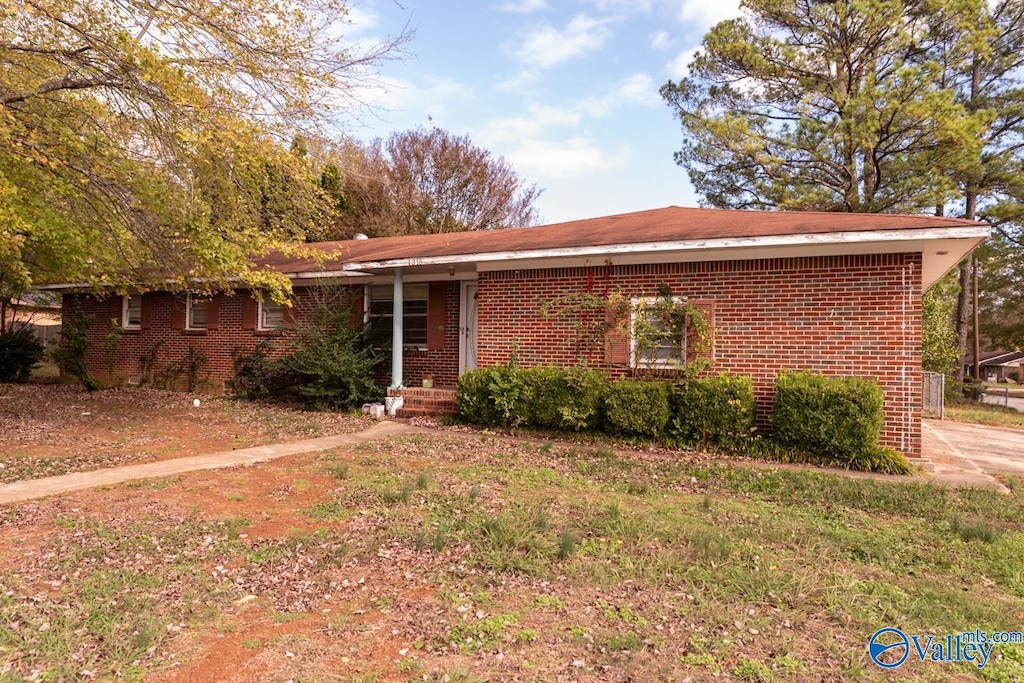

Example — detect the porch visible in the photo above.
[387,386,458,418]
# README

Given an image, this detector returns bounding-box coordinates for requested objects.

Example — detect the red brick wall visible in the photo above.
[63,282,461,393]
[475,254,924,457]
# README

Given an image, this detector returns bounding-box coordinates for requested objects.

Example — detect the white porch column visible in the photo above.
[390,267,404,389]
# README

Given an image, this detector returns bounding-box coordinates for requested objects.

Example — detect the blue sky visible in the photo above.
[342,0,742,225]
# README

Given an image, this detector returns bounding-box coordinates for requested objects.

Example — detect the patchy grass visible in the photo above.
[0,384,371,483]
[2,433,1024,680]
[946,402,1024,430]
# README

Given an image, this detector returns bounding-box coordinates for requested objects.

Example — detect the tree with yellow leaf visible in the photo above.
[0,0,408,301]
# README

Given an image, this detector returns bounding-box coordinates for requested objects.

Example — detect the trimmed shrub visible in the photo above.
[522,366,607,431]
[673,374,755,449]
[604,380,672,437]
[0,326,45,382]
[487,364,535,427]
[456,367,502,425]
[771,372,885,462]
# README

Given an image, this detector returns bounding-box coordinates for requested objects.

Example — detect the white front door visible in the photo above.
[459,281,478,375]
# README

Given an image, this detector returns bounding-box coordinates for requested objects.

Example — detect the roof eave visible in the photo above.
[343,226,991,272]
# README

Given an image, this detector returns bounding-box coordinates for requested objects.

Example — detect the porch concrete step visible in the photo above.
[388,387,457,418]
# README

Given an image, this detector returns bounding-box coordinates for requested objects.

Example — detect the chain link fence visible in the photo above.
[922,371,944,419]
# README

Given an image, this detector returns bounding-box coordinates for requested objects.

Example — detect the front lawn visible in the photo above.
[946,401,1024,430]
[2,434,1022,680]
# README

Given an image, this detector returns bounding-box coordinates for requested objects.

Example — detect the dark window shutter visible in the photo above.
[604,305,629,366]
[242,294,258,330]
[686,299,715,363]
[108,295,122,324]
[171,295,186,330]
[427,282,446,350]
[206,294,221,330]
[348,286,365,329]
[140,294,153,330]
[283,293,298,327]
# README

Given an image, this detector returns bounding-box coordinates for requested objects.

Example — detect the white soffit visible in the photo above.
[344,227,989,290]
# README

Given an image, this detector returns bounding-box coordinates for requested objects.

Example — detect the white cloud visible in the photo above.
[587,0,653,12]
[504,137,628,180]
[665,47,699,80]
[649,30,672,50]
[497,0,549,12]
[515,14,615,70]
[353,75,476,130]
[675,0,741,27]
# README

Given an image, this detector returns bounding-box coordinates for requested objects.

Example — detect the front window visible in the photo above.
[187,293,209,330]
[631,296,687,367]
[122,294,142,329]
[368,283,428,347]
[259,294,284,330]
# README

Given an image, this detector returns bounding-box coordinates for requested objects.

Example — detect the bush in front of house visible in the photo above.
[522,366,608,431]
[456,364,533,426]
[673,374,756,449]
[276,292,383,409]
[456,367,503,425]
[458,365,608,430]
[231,343,296,400]
[770,371,910,473]
[603,379,673,437]
[0,326,45,382]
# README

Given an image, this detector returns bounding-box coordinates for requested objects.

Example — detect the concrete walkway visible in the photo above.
[0,420,416,505]
[921,421,1013,492]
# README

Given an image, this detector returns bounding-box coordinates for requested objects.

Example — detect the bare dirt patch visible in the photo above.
[0,384,371,483]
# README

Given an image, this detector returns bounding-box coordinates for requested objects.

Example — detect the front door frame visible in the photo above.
[459,280,479,375]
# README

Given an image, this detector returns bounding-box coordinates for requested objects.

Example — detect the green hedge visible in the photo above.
[521,366,607,431]
[456,366,506,426]
[771,372,885,461]
[457,365,912,475]
[457,365,606,430]
[604,379,672,437]
[673,374,755,449]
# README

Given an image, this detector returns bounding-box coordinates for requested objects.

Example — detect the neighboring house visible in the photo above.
[1,291,62,350]
[964,351,1024,383]
[43,206,989,458]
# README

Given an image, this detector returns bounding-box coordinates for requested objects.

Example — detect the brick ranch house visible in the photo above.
[47,207,988,458]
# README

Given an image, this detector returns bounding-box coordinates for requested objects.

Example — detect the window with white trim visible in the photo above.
[258,294,284,330]
[122,294,142,329]
[630,296,687,367]
[368,284,428,347]
[186,293,209,331]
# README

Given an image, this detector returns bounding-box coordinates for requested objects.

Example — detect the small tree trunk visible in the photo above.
[955,260,971,384]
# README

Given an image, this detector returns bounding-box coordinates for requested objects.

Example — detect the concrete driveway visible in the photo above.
[923,419,1024,490]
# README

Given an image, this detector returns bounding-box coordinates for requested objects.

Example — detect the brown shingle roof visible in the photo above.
[259,206,982,273]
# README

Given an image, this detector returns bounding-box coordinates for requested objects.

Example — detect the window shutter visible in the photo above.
[242,294,258,330]
[140,294,153,330]
[604,305,629,366]
[283,294,298,327]
[171,295,186,330]
[686,299,715,363]
[427,282,446,350]
[107,295,122,325]
[206,294,221,330]
[348,286,365,329]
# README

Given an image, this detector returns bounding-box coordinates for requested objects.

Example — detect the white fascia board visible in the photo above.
[342,226,990,271]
